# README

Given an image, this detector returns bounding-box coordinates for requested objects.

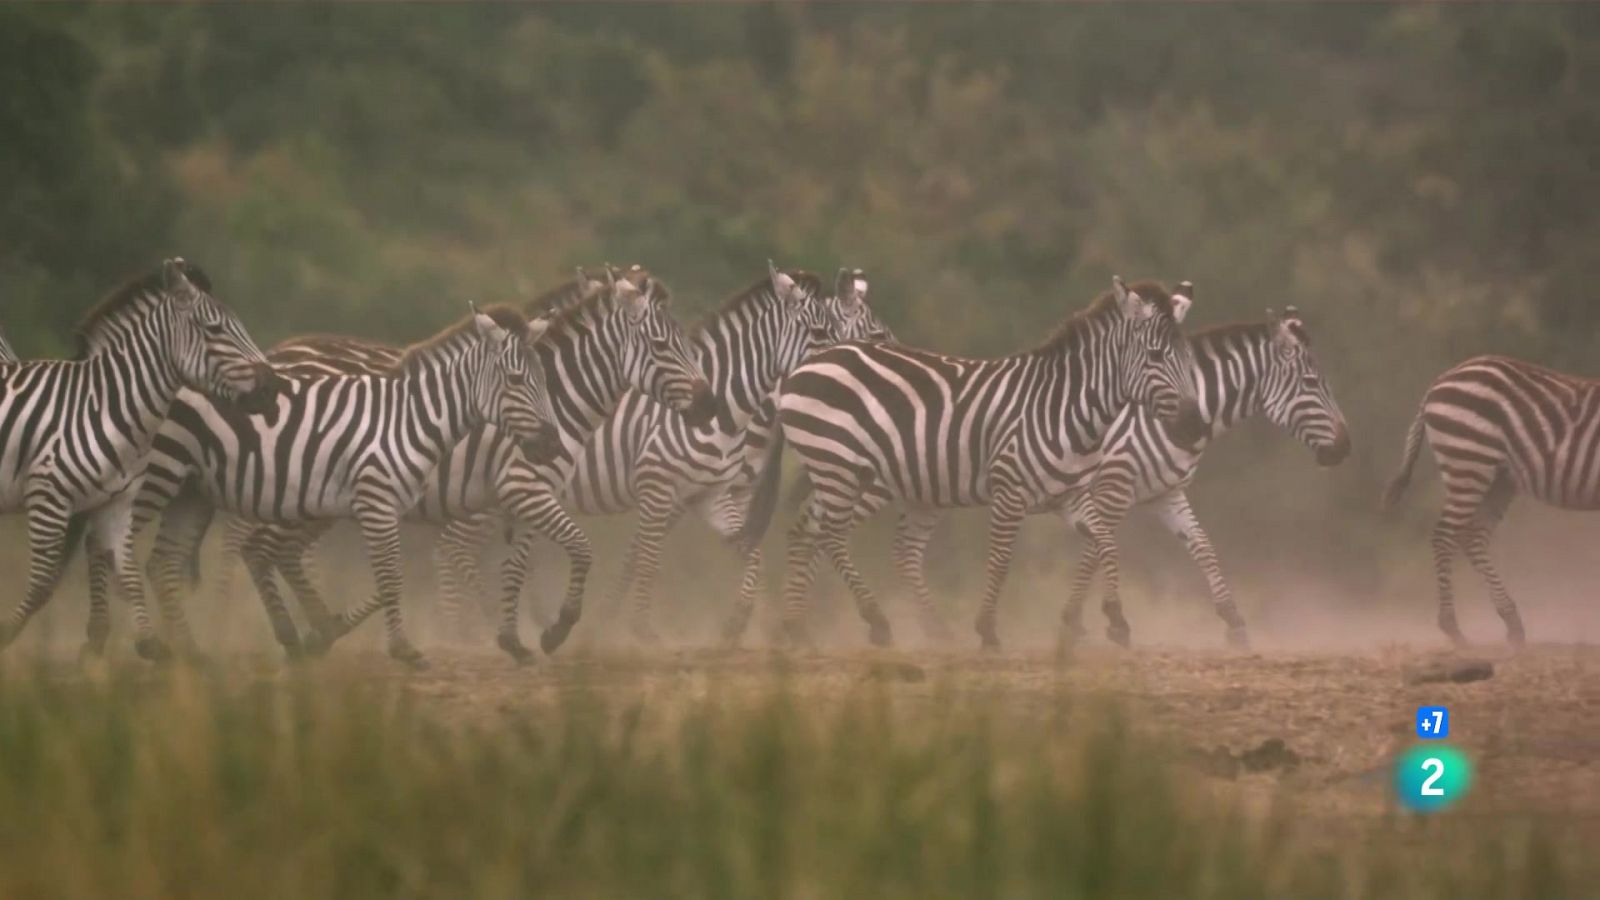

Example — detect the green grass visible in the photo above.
[0,663,1582,899]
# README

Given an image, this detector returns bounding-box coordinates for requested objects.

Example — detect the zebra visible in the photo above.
[0,258,279,660]
[516,262,870,648]
[1382,354,1600,646]
[0,326,16,363]
[867,307,1350,651]
[105,304,560,668]
[198,265,713,662]
[746,276,1205,652]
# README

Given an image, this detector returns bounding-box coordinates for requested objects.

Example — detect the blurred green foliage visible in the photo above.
[4,5,1600,624]
[0,665,1584,899]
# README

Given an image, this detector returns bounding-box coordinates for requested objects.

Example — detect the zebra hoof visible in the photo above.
[301,629,335,658]
[866,618,894,648]
[388,640,429,671]
[497,632,537,665]
[540,613,578,656]
[630,621,663,647]
[1106,624,1132,649]
[78,639,108,663]
[974,617,1000,652]
[1506,623,1527,648]
[1224,626,1250,650]
[135,636,172,662]
[719,614,751,649]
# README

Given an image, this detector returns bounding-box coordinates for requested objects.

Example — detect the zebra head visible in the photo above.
[827,268,895,343]
[768,259,833,358]
[1259,307,1350,466]
[608,265,717,427]
[469,305,562,463]
[163,258,282,413]
[1113,276,1204,448]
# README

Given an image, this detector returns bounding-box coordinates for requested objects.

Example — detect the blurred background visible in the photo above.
[6,4,1600,649]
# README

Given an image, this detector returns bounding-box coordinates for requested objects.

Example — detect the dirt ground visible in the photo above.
[309,637,1600,829]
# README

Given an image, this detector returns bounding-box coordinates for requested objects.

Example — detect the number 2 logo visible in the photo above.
[1420,758,1445,796]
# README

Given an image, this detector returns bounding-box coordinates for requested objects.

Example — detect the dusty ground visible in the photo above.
[302,638,1600,828]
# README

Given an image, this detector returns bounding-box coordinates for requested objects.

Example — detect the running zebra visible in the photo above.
[201,265,713,662]
[748,277,1204,651]
[547,264,885,646]
[0,259,279,659]
[108,305,559,668]
[874,308,1349,650]
[1382,355,1600,645]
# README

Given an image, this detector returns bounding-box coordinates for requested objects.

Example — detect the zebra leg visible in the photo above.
[620,480,685,645]
[1461,474,1523,645]
[1154,491,1248,648]
[1055,493,1103,644]
[807,491,891,647]
[777,497,826,650]
[973,487,1026,652]
[515,498,595,659]
[82,529,115,659]
[276,523,338,635]
[0,488,78,651]
[358,507,425,668]
[436,515,493,643]
[699,489,767,649]
[892,509,953,643]
[240,526,303,657]
[143,497,215,659]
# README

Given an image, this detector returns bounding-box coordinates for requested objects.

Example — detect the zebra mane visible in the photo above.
[525,279,592,317]
[391,304,529,375]
[73,264,215,356]
[1036,280,1177,351]
[692,270,826,337]
[1192,317,1310,349]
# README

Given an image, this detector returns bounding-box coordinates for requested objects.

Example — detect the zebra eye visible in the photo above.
[1147,347,1167,363]
[507,373,528,387]
[1301,375,1320,388]
[650,338,671,352]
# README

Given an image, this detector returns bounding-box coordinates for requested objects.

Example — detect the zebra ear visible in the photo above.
[1171,281,1194,323]
[525,315,552,343]
[164,258,198,305]
[471,304,503,339]
[1112,276,1149,320]
[769,260,799,303]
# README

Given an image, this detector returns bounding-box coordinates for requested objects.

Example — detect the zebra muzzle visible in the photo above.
[685,382,717,428]
[1316,428,1351,467]
[520,425,562,464]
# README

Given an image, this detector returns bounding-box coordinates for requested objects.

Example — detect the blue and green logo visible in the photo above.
[1394,744,1473,812]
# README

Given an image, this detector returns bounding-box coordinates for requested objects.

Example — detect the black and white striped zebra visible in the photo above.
[544,264,885,646]
[107,305,560,668]
[0,259,279,659]
[0,326,16,364]
[748,277,1204,652]
[878,308,1350,650]
[205,266,713,661]
[1381,354,1600,645]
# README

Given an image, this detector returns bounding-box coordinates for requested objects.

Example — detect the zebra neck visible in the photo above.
[85,335,188,449]
[538,316,627,434]
[396,365,479,459]
[1040,320,1136,455]
[1192,335,1270,438]
[692,305,793,432]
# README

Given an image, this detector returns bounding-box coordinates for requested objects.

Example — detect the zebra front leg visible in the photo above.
[620,481,684,645]
[519,499,594,658]
[359,507,425,668]
[893,509,952,643]
[436,514,494,643]
[143,499,215,660]
[700,489,769,649]
[0,489,80,652]
[815,494,891,647]
[1155,491,1248,648]
[973,488,1026,652]
[777,498,825,650]
[241,526,304,658]
[276,522,338,635]
[82,529,115,660]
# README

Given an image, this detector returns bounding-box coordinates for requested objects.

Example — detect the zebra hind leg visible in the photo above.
[893,510,954,644]
[1155,491,1248,649]
[777,498,826,650]
[241,526,304,658]
[1462,474,1522,645]
[82,532,115,660]
[973,487,1027,652]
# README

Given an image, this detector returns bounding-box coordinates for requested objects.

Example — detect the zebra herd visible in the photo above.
[0,256,1586,668]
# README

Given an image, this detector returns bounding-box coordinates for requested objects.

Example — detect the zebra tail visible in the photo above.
[1382,405,1427,509]
[737,426,790,554]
